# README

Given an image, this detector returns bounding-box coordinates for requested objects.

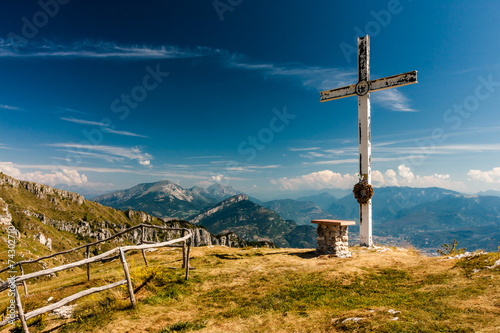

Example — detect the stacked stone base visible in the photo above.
[316,224,351,258]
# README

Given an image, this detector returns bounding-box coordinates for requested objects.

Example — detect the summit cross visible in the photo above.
[320,35,417,247]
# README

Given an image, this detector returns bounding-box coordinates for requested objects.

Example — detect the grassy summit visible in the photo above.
[1,246,499,332]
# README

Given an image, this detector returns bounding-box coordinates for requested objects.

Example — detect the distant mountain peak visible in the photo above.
[94,180,246,220]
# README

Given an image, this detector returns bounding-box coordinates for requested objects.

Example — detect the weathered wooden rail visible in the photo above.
[0,223,191,294]
[0,224,193,332]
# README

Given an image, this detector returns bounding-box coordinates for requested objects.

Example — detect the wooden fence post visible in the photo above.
[14,287,29,333]
[118,247,136,307]
[141,226,148,266]
[182,230,186,269]
[19,264,28,296]
[185,235,191,281]
[86,246,90,281]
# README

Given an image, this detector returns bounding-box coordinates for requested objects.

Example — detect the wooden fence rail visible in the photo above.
[0,225,192,333]
[0,224,190,275]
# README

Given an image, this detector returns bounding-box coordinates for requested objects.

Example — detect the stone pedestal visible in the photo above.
[311,219,355,258]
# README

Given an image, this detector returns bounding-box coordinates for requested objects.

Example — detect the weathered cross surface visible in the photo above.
[320,35,417,247]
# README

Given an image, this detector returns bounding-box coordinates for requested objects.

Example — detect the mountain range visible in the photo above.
[94,181,242,220]
[95,181,500,253]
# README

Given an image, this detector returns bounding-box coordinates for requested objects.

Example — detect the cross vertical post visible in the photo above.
[357,36,372,247]
[319,35,417,247]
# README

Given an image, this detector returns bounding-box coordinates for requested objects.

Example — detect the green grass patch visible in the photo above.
[158,320,207,333]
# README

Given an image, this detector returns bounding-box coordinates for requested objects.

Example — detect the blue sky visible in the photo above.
[1,0,500,198]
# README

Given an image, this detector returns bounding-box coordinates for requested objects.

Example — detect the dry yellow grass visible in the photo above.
[1,246,499,333]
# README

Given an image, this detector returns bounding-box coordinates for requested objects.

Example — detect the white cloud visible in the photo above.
[467,167,500,183]
[384,169,399,186]
[0,162,88,186]
[210,174,224,182]
[376,164,459,189]
[271,170,357,191]
[46,143,153,166]
[398,164,415,182]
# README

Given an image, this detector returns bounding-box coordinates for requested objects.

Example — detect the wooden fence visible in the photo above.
[0,224,193,332]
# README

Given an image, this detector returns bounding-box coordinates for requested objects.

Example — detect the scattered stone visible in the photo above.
[34,232,52,250]
[388,309,401,315]
[47,296,53,302]
[487,259,500,270]
[52,305,76,319]
[342,317,365,323]
[390,317,399,321]
[445,251,486,260]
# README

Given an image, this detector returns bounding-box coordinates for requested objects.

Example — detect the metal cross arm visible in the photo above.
[320,70,417,102]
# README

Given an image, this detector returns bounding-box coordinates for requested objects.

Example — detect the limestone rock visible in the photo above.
[0,198,12,225]
[34,232,52,250]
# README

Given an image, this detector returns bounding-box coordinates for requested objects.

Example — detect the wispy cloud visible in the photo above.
[372,89,417,112]
[60,117,107,126]
[55,149,125,163]
[288,147,322,152]
[0,104,22,111]
[185,155,226,160]
[45,143,152,166]
[0,39,219,60]
[55,107,87,115]
[227,56,356,92]
[102,128,148,138]
[226,56,417,112]
[59,117,147,138]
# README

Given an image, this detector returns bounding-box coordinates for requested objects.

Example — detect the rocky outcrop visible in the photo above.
[34,232,52,250]
[0,173,85,205]
[124,209,155,224]
[22,209,274,248]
